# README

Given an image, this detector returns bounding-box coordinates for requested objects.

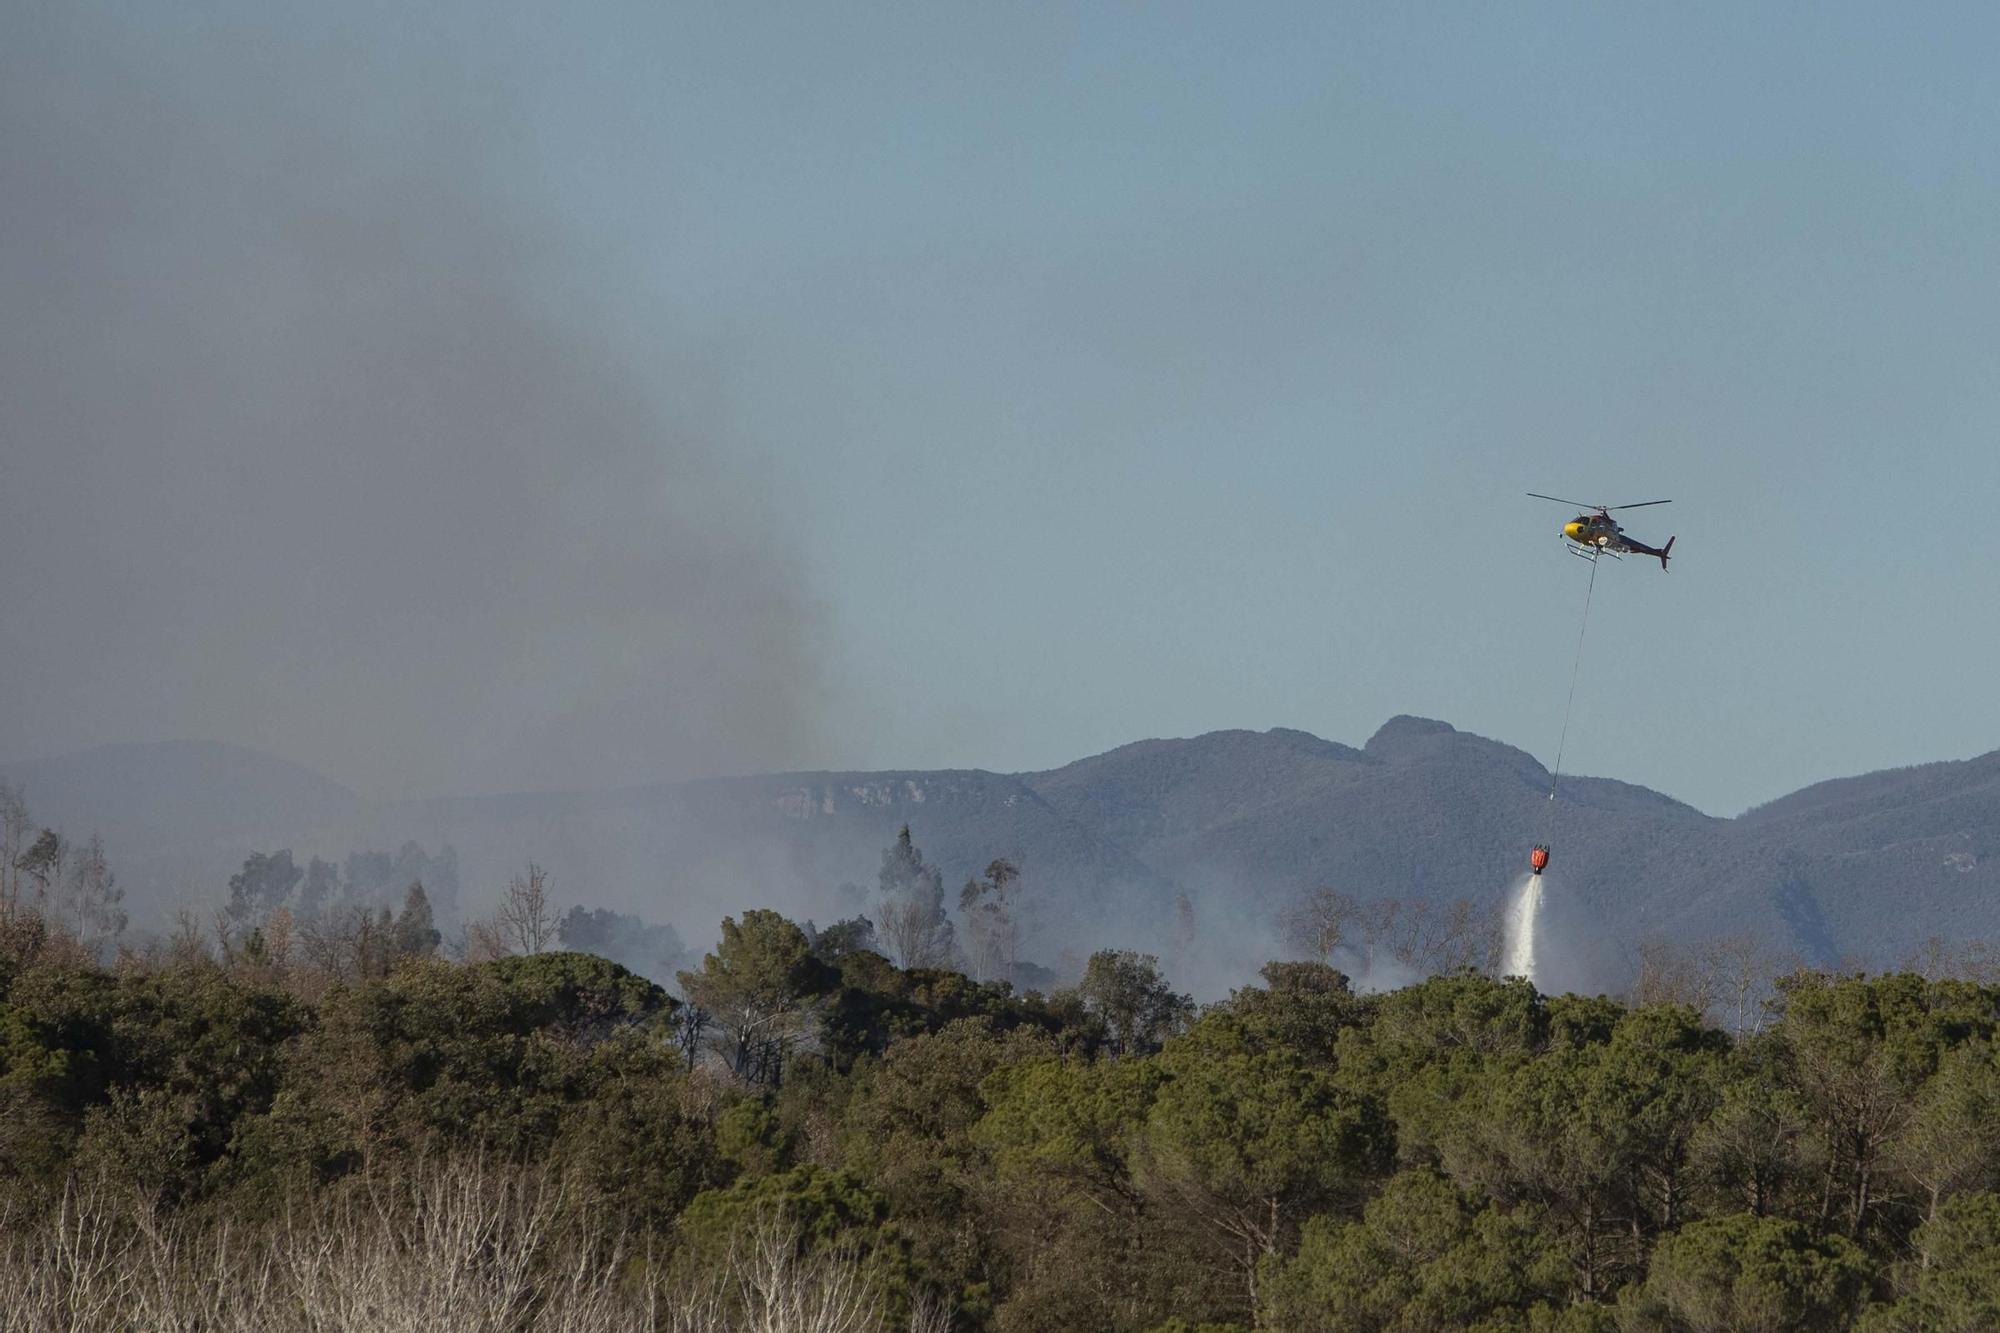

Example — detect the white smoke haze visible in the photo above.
[0,6,827,799]
[1147,879,1289,1004]
[1342,949,1424,997]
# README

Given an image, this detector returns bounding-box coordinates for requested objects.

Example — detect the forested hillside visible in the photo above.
[8,864,2000,1330]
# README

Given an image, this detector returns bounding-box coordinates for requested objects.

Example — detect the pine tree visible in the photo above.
[875,825,955,969]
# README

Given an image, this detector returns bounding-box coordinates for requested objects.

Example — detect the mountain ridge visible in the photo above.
[7,721,1998,992]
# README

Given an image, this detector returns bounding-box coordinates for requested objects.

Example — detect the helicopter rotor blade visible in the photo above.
[1529,493,1674,512]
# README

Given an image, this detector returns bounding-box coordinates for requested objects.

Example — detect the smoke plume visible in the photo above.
[0,6,824,797]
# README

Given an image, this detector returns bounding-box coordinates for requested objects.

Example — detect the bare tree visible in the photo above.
[1379,896,1490,974]
[1278,886,1361,964]
[166,907,212,968]
[296,903,390,982]
[1631,935,1719,1012]
[1629,932,1785,1029]
[874,828,954,970]
[1703,933,1776,1036]
[261,907,297,972]
[55,833,126,954]
[958,858,1020,982]
[497,863,557,955]
[1285,889,1491,979]
[0,782,35,920]
[677,1207,887,1333]
[464,918,512,963]
[1904,934,2000,985]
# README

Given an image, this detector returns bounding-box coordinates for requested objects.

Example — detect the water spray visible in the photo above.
[1501,873,1543,984]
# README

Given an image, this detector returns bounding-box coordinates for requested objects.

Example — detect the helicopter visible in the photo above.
[1528,494,1675,569]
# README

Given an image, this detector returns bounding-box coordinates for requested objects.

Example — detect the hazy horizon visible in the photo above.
[7,707,1988,824]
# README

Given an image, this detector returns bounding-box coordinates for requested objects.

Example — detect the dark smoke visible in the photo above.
[0,6,824,797]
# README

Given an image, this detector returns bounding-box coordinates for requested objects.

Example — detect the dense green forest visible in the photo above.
[3,804,2000,1330]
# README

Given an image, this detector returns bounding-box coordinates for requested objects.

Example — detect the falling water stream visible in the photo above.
[1501,873,1542,985]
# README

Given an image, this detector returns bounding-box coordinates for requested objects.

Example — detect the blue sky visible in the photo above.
[7,3,1999,813]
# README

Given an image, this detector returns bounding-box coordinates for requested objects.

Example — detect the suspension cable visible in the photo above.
[1548,552,1600,805]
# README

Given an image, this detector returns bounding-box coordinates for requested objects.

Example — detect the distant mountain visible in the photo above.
[0,742,363,911]
[1,740,360,840]
[1018,718,2000,990]
[1658,750,2000,971]
[7,720,1998,993]
[1024,717,1716,990]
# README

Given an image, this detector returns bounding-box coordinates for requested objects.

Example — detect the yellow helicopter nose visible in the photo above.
[1563,520,1587,541]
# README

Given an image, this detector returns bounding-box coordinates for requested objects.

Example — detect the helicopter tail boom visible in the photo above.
[1619,533,1675,569]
